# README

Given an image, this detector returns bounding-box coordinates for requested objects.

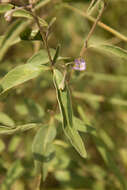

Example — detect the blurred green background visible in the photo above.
[0,0,127,190]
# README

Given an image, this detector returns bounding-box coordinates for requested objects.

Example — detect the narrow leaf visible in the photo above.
[0,123,40,135]
[0,64,49,95]
[0,19,31,61]
[90,44,127,60]
[53,69,87,158]
[52,44,61,65]
[32,125,56,181]
[27,49,70,66]
[55,114,96,136]
[27,49,55,66]
[13,10,48,27]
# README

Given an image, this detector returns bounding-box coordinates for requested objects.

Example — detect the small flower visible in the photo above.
[73,58,86,71]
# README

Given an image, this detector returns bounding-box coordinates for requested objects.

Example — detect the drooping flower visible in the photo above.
[73,58,86,71]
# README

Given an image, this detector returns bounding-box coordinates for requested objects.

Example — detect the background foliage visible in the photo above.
[0,0,127,190]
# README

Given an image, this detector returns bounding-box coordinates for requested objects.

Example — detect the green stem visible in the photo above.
[29,7,53,65]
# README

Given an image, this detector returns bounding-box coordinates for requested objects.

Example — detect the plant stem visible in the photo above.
[80,1,106,56]
[29,5,53,66]
[87,0,96,13]
[63,4,127,43]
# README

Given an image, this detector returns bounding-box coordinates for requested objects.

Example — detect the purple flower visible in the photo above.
[73,58,86,71]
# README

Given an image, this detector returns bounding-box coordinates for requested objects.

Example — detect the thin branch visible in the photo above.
[87,0,96,13]
[87,0,102,15]
[29,4,53,65]
[80,1,106,56]
[63,4,127,43]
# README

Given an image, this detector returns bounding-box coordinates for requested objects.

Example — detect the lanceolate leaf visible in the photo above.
[52,44,61,65]
[0,123,40,135]
[55,114,96,135]
[27,49,71,65]
[53,69,87,158]
[0,64,49,95]
[13,10,48,27]
[32,125,56,181]
[0,19,31,61]
[27,49,55,66]
[90,44,127,60]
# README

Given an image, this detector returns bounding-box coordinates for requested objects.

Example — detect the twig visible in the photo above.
[80,1,106,56]
[87,0,96,13]
[29,3,53,66]
[63,4,127,43]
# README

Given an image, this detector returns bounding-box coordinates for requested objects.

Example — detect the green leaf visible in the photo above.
[13,9,33,19]
[27,49,72,66]
[0,4,14,13]
[90,44,127,60]
[0,19,31,61]
[55,114,96,135]
[93,136,127,190]
[0,63,49,95]
[52,44,61,65]
[32,125,56,181]
[73,117,96,135]
[53,69,87,158]
[1,161,24,189]
[13,10,48,27]
[27,49,55,66]
[0,123,40,135]
[0,112,15,127]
